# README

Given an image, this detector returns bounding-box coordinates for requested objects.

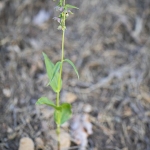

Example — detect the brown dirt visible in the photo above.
[0,0,150,150]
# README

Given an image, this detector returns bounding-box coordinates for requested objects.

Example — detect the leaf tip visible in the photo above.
[42,52,45,55]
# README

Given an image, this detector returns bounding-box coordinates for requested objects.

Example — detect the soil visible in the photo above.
[0,0,150,150]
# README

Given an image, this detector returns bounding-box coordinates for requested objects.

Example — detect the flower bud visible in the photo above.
[65,12,69,17]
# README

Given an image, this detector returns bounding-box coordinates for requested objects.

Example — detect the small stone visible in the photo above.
[7,127,13,133]
[123,106,132,117]
[0,2,5,11]
[50,130,71,150]
[18,137,34,150]
[40,108,54,119]
[60,133,70,150]
[35,137,44,150]
[83,104,92,113]
[3,88,11,97]
[62,92,77,103]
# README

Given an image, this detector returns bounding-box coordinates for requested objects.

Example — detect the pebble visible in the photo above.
[35,137,44,150]
[50,130,71,150]
[62,92,77,103]
[83,104,92,113]
[3,88,11,97]
[18,137,34,150]
[40,107,54,119]
[0,2,5,11]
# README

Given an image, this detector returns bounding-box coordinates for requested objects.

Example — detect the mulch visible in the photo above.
[0,0,150,149]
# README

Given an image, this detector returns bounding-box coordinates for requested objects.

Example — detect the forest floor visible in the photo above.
[0,0,150,150]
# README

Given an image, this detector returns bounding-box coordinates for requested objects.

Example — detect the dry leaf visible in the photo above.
[70,114,93,149]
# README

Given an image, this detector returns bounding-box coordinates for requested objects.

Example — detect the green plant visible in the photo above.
[36,0,79,149]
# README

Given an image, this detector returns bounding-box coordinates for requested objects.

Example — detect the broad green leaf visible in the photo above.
[60,103,72,125]
[49,75,62,93]
[36,97,57,109]
[42,52,54,79]
[42,52,62,93]
[51,61,61,83]
[64,59,79,79]
[54,103,72,125]
[58,79,62,92]
[65,4,79,9]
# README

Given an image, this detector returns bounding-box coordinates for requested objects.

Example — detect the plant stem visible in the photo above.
[56,0,66,149]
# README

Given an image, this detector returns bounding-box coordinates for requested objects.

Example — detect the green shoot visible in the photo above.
[36,0,79,149]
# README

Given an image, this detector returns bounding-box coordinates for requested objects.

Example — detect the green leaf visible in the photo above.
[64,59,79,79]
[42,52,54,79]
[51,61,61,83]
[59,0,63,6]
[54,103,72,125]
[60,103,72,125]
[42,52,62,93]
[65,4,79,9]
[36,97,57,109]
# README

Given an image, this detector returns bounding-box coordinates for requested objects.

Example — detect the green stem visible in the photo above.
[56,0,66,149]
